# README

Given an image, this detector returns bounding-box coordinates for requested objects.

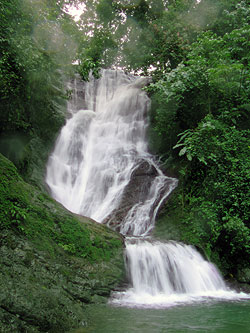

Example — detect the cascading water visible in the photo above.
[46,69,248,308]
[46,70,156,222]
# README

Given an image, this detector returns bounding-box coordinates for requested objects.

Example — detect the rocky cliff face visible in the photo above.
[104,159,174,235]
[104,159,157,231]
[0,154,125,332]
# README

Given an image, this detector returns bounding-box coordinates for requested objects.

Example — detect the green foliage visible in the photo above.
[169,117,250,272]
[77,56,100,81]
[0,0,80,179]
[77,0,200,74]
[220,217,250,257]
[209,0,250,35]
[147,24,250,148]
[79,0,250,75]
[146,2,250,276]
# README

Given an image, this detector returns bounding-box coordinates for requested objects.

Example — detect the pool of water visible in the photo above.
[72,299,250,333]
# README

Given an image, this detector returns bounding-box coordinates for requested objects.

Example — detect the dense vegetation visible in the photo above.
[1,0,250,284]
[0,0,81,185]
[146,1,250,278]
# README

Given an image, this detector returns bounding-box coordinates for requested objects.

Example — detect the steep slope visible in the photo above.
[0,153,124,332]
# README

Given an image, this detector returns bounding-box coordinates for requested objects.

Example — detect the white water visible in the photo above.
[111,238,249,308]
[46,70,165,224]
[46,69,249,308]
[126,240,226,295]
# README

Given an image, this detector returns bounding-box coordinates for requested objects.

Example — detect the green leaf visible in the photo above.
[179,147,187,156]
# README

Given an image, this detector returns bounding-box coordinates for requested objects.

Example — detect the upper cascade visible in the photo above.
[46,69,177,236]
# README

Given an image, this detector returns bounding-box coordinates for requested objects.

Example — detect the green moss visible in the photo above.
[0,153,123,263]
[0,153,125,331]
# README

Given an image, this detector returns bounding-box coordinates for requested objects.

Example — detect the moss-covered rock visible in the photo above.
[0,153,125,332]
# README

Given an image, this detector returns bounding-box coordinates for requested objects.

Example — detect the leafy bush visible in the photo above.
[147,14,250,275]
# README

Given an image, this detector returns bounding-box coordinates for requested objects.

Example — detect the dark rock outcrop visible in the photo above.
[105,159,173,234]
[104,159,157,231]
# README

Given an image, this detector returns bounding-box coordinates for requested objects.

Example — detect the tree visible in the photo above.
[76,0,198,74]
[0,0,78,176]
[145,2,250,274]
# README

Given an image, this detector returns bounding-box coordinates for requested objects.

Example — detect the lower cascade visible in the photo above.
[46,69,247,308]
[111,238,233,308]
[126,239,226,295]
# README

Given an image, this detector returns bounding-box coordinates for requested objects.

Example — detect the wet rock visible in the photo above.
[0,229,125,333]
[105,159,172,233]
[104,159,156,229]
[226,278,250,294]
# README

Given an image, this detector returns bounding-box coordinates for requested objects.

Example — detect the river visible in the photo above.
[72,300,250,333]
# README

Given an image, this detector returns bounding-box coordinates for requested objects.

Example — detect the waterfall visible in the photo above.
[46,70,158,222]
[126,239,226,295]
[111,238,232,308]
[46,69,246,308]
